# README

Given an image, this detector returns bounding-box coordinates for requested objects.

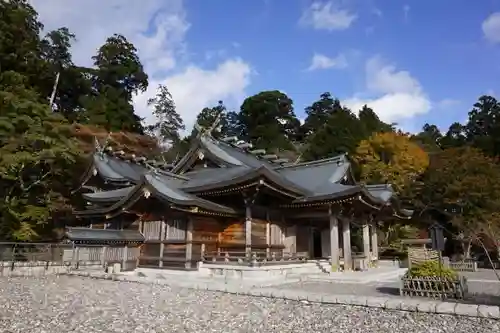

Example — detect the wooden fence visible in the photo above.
[408,248,439,268]
[0,242,140,272]
[400,275,468,299]
[448,259,478,272]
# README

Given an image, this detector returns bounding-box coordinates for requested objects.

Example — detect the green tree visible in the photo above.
[358,105,394,135]
[416,147,500,258]
[301,92,339,139]
[147,84,185,145]
[191,101,242,139]
[302,100,364,161]
[0,0,47,95]
[40,27,94,121]
[86,34,148,133]
[441,122,467,149]
[464,95,500,156]
[239,91,300,150]
[412,123,443,153]
[0,72,81,240]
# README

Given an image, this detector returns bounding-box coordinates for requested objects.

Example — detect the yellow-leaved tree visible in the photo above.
[353,131,429,193]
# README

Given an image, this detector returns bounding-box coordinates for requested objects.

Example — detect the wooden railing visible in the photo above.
[200,243,309,266]
[448,259,478,272]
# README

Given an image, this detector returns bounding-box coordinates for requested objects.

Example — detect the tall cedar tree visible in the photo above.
[40,27,93,122]
[85,34,148,133]
[465,95,500,156]
[239,91,301,151]
[358,105,394,135]
[302,95,364,161]
[147,84,185,145]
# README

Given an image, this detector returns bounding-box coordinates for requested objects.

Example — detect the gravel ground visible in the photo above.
[0,276,498,333]
[275,280,500,305]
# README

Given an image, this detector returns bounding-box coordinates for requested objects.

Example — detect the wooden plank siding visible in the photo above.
[135,210,299,268]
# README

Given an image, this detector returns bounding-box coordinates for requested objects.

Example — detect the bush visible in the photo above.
[407,260,458,280]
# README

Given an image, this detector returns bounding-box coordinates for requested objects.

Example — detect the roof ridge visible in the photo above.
[274,154,347,170]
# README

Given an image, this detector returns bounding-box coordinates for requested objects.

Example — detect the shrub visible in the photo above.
[407,260,458,280]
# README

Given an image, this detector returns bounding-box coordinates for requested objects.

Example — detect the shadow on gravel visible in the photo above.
[375,287,400,296]
[374,287,500,306]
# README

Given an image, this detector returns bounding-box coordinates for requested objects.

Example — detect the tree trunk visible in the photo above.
[465,240,472,259]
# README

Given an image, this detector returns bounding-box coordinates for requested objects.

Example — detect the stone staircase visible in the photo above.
[313,260,332,274]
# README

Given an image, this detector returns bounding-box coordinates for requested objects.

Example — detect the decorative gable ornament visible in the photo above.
[198,151,205,160]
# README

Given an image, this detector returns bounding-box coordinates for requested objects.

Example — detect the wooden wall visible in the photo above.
[251,219,267,246]
[192,216,221,253]
[219,218,245,246]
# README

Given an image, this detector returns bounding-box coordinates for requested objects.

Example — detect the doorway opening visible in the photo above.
[312,228,323,258]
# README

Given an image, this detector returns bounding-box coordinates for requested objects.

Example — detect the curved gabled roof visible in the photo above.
[181,165,311,196]
[275,155,351,192]
[75,172,237,217]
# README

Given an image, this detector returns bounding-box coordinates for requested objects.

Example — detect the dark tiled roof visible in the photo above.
[82,186,134,202]
[78,132,412,217]
[66,227,145,242]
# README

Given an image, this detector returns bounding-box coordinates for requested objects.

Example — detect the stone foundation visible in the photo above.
[198,262,319,280]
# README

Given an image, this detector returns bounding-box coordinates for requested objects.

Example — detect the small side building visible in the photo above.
[64,227,144,271]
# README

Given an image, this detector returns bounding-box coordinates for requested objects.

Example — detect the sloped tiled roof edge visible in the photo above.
[66,227,145,243]
[74,173,237,218]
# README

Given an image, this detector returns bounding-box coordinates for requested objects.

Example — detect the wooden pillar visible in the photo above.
[245,200,252,257]
[265,220,271,257]
[159,221,166,268]
[342,218,352,271]
[362,220,370,269]
[329,206,340,272]
[122,244,128,270]
[185,217,193,269]
[370,222,379,262]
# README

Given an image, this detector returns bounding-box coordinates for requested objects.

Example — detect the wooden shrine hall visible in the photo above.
[72,122,413,272]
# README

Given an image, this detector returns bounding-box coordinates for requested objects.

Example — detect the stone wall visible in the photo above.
[0,261,103,277]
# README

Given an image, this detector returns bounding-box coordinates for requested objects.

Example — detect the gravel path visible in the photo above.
[0,276,498,333]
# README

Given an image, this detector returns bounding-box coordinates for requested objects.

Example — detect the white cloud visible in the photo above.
[344,56,431,124]
[482,12,500,43]
[300,1,357,31]
[403,4,410,22]
[31,0,252,134]
[136,59,251,133]
[307,53,348,71]
[436,98,461,109]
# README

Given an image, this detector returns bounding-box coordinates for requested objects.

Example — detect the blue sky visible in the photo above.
[34,0,500,133]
